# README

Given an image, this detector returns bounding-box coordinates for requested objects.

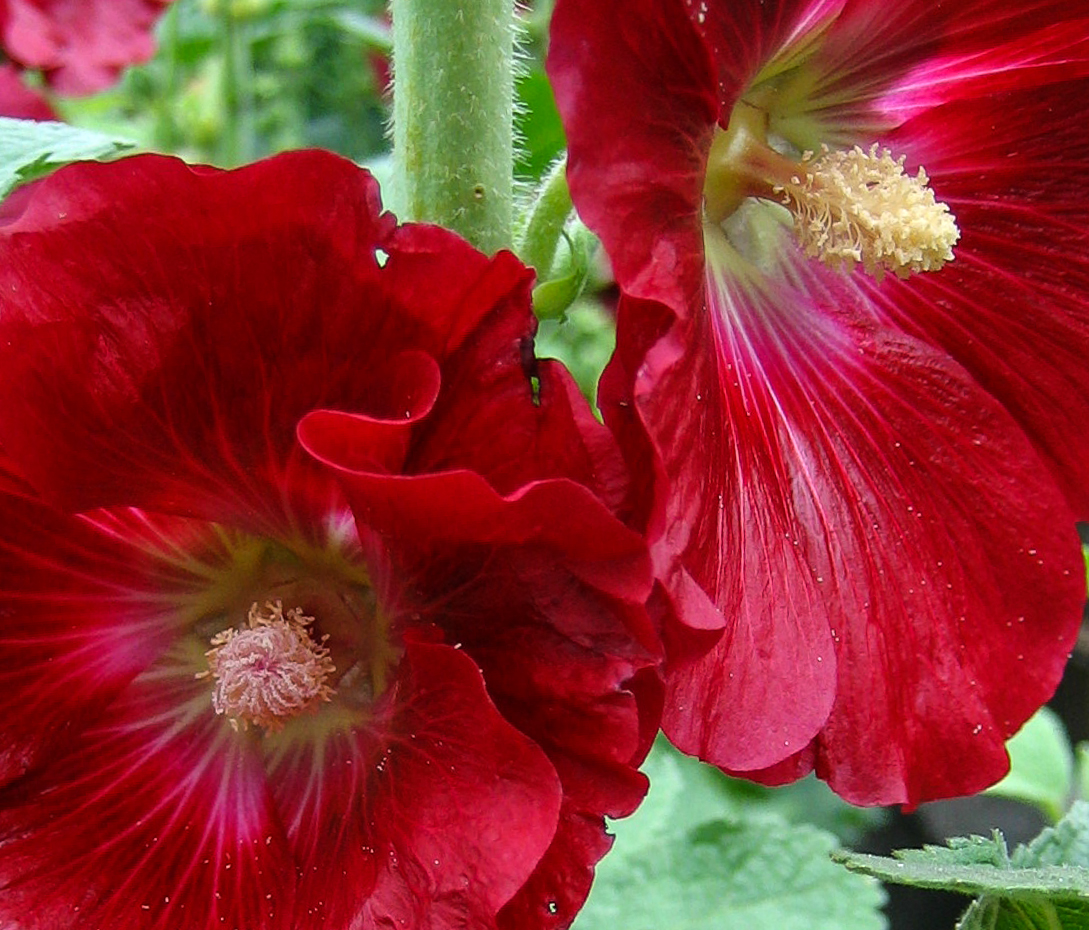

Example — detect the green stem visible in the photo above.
[517,156,572,279]
[219,7,255,167]
[391,0,515,254]
[220,7,240,166]
[153,3,180,153]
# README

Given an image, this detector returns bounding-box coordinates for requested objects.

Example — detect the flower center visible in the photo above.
[181,528,402,734]
[203,600,336,732]
[703,102,959,280]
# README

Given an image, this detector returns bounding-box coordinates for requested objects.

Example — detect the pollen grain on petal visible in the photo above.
[202,600,336,732]
[777,144,960,281]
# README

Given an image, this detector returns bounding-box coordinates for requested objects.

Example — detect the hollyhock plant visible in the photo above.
[0,0,174,94]
[0,150,661,929]
[548,0,1089,805]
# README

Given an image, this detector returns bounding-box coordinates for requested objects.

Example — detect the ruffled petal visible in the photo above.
[647,247,1083,803]
[299,349,442,476]
[302,338,663,920]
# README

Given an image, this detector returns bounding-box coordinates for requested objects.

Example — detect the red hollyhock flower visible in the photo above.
[0,0,174,94]
[548,0,1089,805]
[0,151,660,929]
[0,61,55,117]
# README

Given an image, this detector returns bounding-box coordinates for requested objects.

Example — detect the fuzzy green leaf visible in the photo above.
[837,803,1089,930]
[987,706,1074,822]
[0,118,135,199]
[572,741,886,930]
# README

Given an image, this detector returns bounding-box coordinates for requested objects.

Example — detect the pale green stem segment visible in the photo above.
[219,6,255,167]
[518,156,572,280]
[391,0,515,254]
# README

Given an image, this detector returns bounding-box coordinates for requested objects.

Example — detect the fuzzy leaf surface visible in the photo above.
[0,118,134,199]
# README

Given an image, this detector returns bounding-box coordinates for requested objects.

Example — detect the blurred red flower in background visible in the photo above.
[0,60,53,117]
[549,0,1089,805]
[0,0,173,93]
[0,151,660,929]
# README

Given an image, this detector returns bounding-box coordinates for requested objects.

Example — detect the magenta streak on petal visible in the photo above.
[0,656,297,930]
[879,21,1089,122]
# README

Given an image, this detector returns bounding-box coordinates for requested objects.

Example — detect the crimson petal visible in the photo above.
[266,642,563,929]
[0,492,182,786]
[0,153,397,527]
[0,652,298,930]
[883,79,1089,518]
[647,255,1083,803]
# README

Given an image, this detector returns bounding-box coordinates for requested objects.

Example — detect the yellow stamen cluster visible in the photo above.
[201,600,336,732]
[776,144,960,280]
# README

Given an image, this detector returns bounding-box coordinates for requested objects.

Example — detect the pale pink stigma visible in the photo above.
[202,600,336,732]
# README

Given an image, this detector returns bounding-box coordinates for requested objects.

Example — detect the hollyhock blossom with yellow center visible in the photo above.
[548,0,1089,805]
[0,151,662,929]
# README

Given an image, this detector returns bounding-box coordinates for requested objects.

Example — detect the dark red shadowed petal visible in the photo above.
[0,0,174,94]
[642,256,1083,803]
[499,806,617,930]
[381,225,535,356]
[302,333,663,924]
[385,229,633,512]
[882,78,1089,520]
[0,152,398,526]
[0,63,55,118]
[340,642,562,930]
[300,273,654,606]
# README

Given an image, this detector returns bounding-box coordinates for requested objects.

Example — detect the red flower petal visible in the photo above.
[648,257,1083,803]
[546,0,716,317]
[266,642,563,929]
[302,352,663,920]
[0,650,299,930]
[552,0,1089,804]
[0,492,180,786]
[0,0,174,94]
[884,79,1089,518]
[499,804,616,930]
[0,153,400,527]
